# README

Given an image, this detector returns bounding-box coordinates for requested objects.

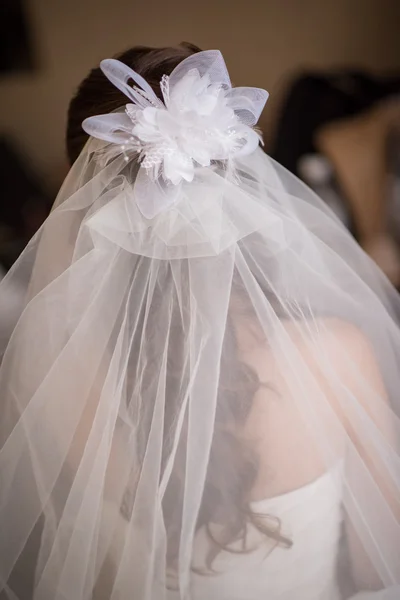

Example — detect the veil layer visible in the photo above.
[0,56,400,600]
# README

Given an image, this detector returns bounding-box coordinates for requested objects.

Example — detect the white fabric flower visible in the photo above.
[83,50,268,218]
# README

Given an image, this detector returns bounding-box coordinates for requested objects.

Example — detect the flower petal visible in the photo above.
[100,59,164,108]
[82,112,134,144]
[164,153,194,185]
[234,128,262,157]
[169,50,231,92]
[226,87,269,126]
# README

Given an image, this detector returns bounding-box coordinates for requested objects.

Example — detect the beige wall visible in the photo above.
[0,0,399,188]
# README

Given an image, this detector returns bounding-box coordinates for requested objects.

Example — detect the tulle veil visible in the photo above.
[0,50,399,600]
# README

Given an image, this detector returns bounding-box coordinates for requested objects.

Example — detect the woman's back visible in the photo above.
[97,318,382,599]
[0,46,399,600]
[242,318,349,502]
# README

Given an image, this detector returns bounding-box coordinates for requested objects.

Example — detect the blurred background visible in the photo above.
[0,0,399,285]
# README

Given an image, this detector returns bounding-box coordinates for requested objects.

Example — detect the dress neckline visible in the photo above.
[250,461,344,512]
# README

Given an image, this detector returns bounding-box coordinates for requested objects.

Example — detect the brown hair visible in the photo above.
[66,42,201,164]
[122,259,290,575]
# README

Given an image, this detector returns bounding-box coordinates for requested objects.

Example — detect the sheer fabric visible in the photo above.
[0,138,399,599]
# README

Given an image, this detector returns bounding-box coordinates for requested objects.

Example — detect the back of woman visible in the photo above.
[0,44,399,600]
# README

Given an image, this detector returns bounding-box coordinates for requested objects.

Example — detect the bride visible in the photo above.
[0,43,399,600]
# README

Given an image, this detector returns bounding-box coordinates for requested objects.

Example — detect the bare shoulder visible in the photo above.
[243,317,391,495]
[242,317,377,386]
[265,317,386,409]
[281,317,378,372]
[315,318,383,387]
[283,318,388,416]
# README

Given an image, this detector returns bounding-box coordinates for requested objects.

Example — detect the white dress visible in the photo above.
[169,464,344,600]
[98,464,345,600]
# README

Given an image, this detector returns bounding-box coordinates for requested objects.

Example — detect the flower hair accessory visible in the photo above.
[82,50,269,219]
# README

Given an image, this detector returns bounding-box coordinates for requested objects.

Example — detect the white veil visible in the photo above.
[0,50,399,600]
